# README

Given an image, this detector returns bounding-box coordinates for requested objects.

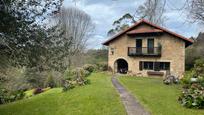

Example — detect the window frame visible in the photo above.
[110,47,114,55]
[139,61,170,71]
[143,61,154,70]
[159,62,170,70]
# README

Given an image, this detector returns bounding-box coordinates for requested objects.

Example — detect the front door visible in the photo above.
[136,39,142,54]
[147,39,154,54]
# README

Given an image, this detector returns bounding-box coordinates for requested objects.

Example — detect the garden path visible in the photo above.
[112,75,150,115]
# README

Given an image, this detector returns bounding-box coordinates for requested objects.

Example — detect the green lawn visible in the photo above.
[118,77,204,115]
[0,72,126,115]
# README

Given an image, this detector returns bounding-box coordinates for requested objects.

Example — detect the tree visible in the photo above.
[108,0,166,36]
[136,0,166,25]
[186,32,204,69]
[85,48,108,64]
[108,13,136,36]
[53,7,94,68]
[0,0,63,69]
[187,0,204,24]
[0,0,63,98]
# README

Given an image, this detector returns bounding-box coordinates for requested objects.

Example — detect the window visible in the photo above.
[147,38,154,54]
[160,62,170,70]
[110,48,114,55]
[139,61,170,71]
[143,62,153,70]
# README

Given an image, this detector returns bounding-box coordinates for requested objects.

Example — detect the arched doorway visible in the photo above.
[114,59,128,74]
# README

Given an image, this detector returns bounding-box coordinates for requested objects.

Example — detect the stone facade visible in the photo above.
[107,23,187,78]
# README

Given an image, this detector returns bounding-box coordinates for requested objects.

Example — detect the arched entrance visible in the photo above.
[114,59,128,74]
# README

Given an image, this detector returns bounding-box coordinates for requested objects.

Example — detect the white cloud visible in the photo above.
[63,0,201,49]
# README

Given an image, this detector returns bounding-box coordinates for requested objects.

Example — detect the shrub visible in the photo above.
[10,90,25,101]
[96,62,108,71]
[64,67,91,80]
[83,64,95,73]
[179,58,204,108]
[45,73,55,88]
[84,70,91,77]
[62,80,75,92]
[64,68,77,80]
[193,58,204,77]
[62,67,92,92]
[181,71,194,84]
[75,68,89,85]
[24,67,47,88]
[178,82,204,109]
[0,88,25,104]
[0,88,7,104]
[51,71,64,87]
[33,88,44,95]
[84,79,91,85]
[63,67,91,90]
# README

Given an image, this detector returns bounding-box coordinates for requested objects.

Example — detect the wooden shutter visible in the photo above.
[139,61,143,71]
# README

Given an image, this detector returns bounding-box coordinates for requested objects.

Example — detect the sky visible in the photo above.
[63,0,203,49]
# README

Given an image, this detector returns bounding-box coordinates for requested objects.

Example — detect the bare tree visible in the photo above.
[135,0,167,25]
[165,0,204,24]
[55,7,94,67]
[187,0,204,24]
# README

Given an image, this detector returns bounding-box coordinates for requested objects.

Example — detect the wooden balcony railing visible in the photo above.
[128,47,161,56]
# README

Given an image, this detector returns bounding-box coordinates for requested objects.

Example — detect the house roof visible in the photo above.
[127,28,163,34]
[102,19,193,47]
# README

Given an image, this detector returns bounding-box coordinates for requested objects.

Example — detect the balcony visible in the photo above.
[128,47,161,57]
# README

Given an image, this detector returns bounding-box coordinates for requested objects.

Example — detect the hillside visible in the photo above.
[0,73,126,115]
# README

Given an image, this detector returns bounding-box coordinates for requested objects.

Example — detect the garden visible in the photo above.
[0,63,108,104]
[1,60,204,115]
[0,72,126,115]
[117,58,204,115]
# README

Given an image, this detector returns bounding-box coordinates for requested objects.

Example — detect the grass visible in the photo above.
[118,76,204,115]
[0,72,126,115]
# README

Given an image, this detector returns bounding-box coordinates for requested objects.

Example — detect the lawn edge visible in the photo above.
[117,77,152,114]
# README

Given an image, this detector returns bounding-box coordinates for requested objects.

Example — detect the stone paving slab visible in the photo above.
[112,76,150,115]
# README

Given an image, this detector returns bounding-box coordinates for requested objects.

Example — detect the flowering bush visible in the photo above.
[179,82,204,108]
[179,58,204,108]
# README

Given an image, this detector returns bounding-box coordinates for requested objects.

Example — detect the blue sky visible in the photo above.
[63,0,203,49]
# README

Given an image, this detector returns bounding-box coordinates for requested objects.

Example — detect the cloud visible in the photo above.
[87,34,105,49]
[63,0,201,49]
[164,10,200,38]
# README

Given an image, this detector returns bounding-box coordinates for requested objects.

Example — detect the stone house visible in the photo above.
[103,19,193,78]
